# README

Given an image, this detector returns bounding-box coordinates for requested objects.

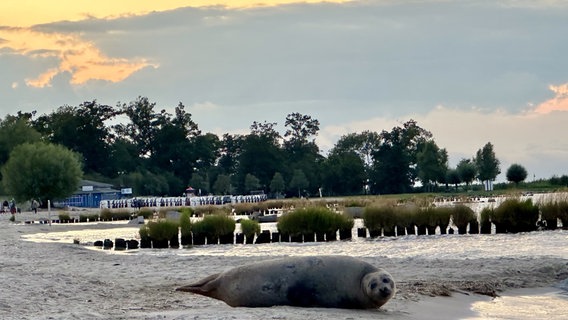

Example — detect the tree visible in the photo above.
[370,119,432,194]
[269,172,286,196]
[283,113,323,196]
[33,101,118,176]
[446,168,461,191]
[416,140,448,192]
[284,113,320,146]
[322,151,366,196]
[1,142,82,203]
[456,159,476,188]
[189,172,209,196]
[120,169,169,196]
[213,174,232,195]
[236,121,284,193]
[330,131,380,168]
[0,113,42,168]
[113,96,161,158]
[244,173,260,194]
[289,169,309,198]
[506,164,528,186]
[475,142,501,182]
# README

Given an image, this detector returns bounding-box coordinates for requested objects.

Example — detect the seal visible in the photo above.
[176,255,395,309]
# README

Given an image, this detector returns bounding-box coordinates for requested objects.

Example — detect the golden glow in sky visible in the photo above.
[535,84,568,114]
[0,0,350,88]
[0,28,155,87]
[0,0,352,27]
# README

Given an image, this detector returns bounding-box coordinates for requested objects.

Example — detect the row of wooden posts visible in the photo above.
[91,222,509,250]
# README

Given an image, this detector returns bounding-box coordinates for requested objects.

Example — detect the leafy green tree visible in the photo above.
[322,151,366,196]
[370,119,432,194]
[189,172,209,196]
[456,158,477,188]
[120,169,169,196]
[217,133,242,175]
[244,173,261,193]
[0,113,42,167]
[1,142,82,203]
[213,174,232,195]
[283,113,322,196]
[506,163,528,186]
[236,121,284,193]
[108,137,140,175]
[269,172,286,196]
[114,96,162,158]
[416,140,448,192]
[284,113,320,146]
[330,130,380,168]
[289,169,309,198]
[446,168,461,191]
[475,142,501,182]
[33,101,118,176]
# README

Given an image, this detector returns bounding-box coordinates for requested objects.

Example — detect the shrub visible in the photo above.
[147,220,179,241]
[277,207,350,236]
[479,207,493,234]
[343,198,369,208]
[265,200,285,209]
[100,209,113,221]
[193,205,229,217]
[58,212,71,222]
[137,208,154,219]
[79,213,99,222]
[139,224,150,240]
[492,198,539,233]
[417,206,453,234]
[99,209,131,221]
[192,214,236,238]
[240,219,261,238]
[451,205,476,229]
[433,207,453,229]
[113,210,132,221]
[179,210,192,237]
[363,206,397,234]
[232,203,255,215]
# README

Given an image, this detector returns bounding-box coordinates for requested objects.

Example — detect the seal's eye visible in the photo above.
[382,278,390,284]
[370,282,377,290]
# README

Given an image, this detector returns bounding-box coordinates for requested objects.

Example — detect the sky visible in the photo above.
[1,0,567,182]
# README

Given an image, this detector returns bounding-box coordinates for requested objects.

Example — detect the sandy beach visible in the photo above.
[1,211,567,319]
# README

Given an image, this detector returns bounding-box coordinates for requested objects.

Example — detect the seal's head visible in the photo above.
[362,270,395,307]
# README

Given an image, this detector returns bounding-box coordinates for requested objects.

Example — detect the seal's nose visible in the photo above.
[380,287,391,297]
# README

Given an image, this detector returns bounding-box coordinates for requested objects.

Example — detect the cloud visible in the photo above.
[534,83,568,114]
[0,1,353,27]
[0,27,156,87]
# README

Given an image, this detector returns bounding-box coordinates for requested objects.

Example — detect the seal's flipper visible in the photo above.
[176,273,221,296]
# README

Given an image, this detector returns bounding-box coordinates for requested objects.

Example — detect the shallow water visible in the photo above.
[22,222,568,260]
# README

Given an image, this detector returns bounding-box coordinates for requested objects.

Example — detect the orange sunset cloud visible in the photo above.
[0,27,155,87]
[1,0,349,87]
[534,83,568,114]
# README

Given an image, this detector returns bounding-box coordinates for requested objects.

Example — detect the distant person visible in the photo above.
[2,200,8,213]
[10,199,16,215]
[31,199,39,214]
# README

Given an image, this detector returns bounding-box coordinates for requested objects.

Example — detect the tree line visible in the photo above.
[0,96,549,203]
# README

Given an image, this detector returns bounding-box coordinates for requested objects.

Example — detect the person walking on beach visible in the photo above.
[10,199,16,215]
[31,199,39,214]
